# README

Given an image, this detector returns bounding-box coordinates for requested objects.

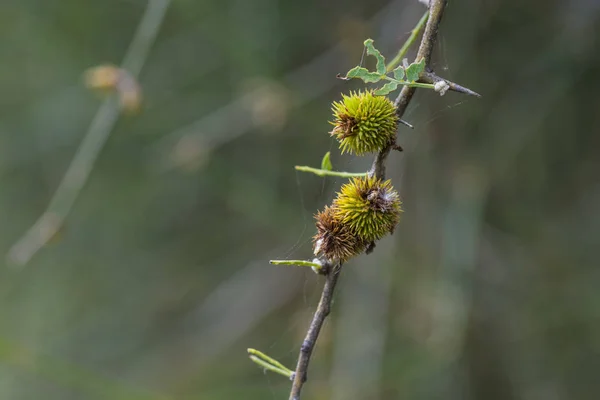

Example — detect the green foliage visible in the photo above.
[342,39,430,95]
[269,259,323,271]
[364,39,386,75]
[320,152,333,171]
[294,165,367,178]
[374,81,399,96]
[247,348,293,378]
[345,66,382,83]
[405,58,425,82]
[392,66,405,80]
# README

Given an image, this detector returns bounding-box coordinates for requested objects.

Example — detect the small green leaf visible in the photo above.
[321,152,332,171]
[392,66,405,81]
[248,348,293,373]
[374,81,399,96]
[364,39,386,75]
[345,66,382,83]
[405,59,426,82]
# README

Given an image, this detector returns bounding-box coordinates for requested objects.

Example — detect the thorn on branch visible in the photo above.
[420,71,481,97]
[399,119,414,129]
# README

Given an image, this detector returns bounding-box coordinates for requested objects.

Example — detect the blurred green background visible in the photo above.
[1,0,599,399]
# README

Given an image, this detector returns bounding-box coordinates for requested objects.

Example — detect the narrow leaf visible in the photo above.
[295,166,367,178]
[405,59,426,82]
[364,39,386,75]
[320,152,332,171]
[249,356,293,378]
[270,259,323,271]
[247,348,293,373]
[345,66,382,83]
[374,81,399,96]
[392,66,405,81]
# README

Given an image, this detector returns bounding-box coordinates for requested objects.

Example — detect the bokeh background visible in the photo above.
[1,0,599,399]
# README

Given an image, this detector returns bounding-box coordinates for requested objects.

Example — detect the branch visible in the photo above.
[288,1,463,399]
[372,0,447,180]
[289,268,340,400]
[7,0,171,266]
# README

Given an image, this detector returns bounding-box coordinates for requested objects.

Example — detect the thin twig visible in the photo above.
[415,0,447,66]
[371,0,448,181]
[289,269,340,400]
[7,0,171,266]
[289,1,455,399]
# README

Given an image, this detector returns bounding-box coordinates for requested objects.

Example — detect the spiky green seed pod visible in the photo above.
[332,176,402,242]
[313,206,365,263]
[330,91,399,155]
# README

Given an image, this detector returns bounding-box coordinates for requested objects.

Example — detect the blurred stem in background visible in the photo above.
[386,10,429,72]
[7,0,171,267]
[0,337,171,400]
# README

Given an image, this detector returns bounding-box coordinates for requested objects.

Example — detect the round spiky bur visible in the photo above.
[313,206,365,263]
[330,91,399,155]
[332,176,402,242]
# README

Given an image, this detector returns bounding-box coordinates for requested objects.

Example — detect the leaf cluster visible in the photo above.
[343,39,426,95]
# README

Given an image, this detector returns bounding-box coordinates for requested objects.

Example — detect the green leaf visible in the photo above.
[320,152,332,171]
[247,348,293,373]
[405,59,426,82]
[374,81,399,96]
[392,66,405,81]
[364,39,386,75]
[345,66,382,83]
